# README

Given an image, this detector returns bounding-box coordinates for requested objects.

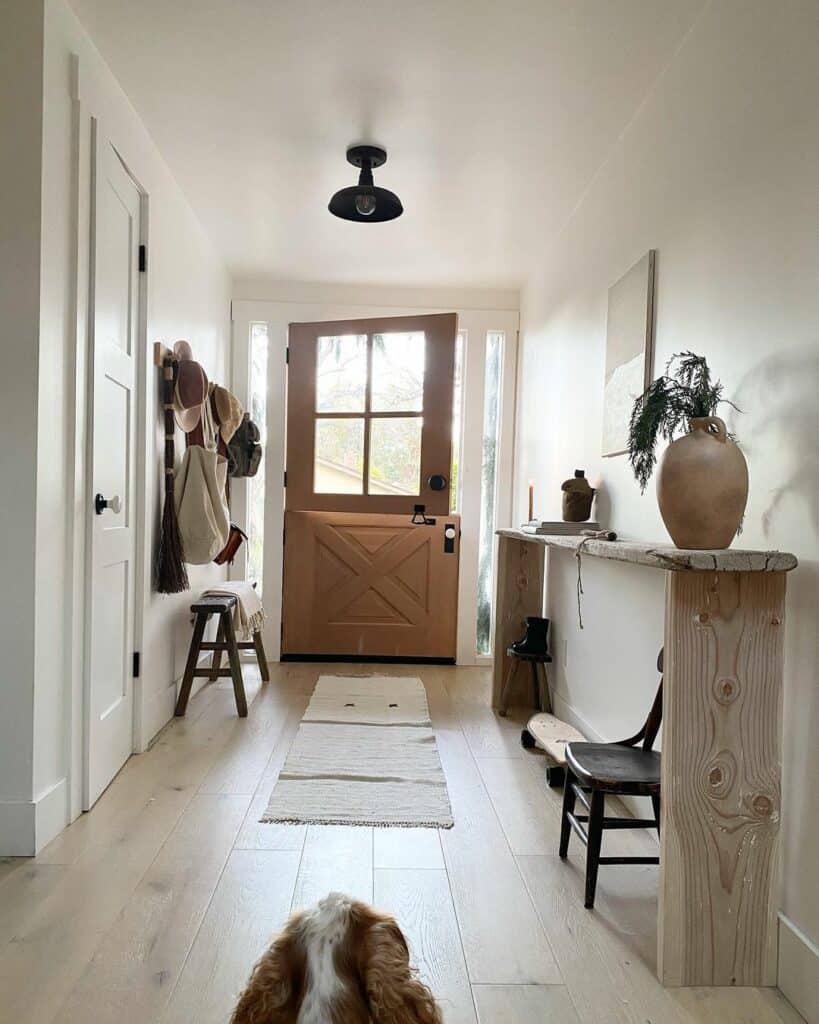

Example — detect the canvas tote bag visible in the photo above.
[174,396,230,564]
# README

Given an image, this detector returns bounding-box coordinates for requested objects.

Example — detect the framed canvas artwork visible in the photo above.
[602,250,656,457]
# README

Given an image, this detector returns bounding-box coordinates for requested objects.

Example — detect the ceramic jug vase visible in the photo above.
[656,416,748,550]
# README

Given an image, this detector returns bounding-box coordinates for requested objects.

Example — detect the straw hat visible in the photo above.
[212,385,244,444]
[173,359,209,432]
[173,339,193,361]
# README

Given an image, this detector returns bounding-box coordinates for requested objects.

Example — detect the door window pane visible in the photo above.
[477,332,504,656]
[368,417,422,495]
[316,335,367,412]
[314,418,365,493]
[371,332,425,412]
[247,323,268,593]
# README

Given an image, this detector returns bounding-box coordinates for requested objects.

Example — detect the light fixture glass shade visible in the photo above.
[355,192,377,216]
[329,186,402,222]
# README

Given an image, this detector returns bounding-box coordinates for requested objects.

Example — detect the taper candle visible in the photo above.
[528,480,534,523]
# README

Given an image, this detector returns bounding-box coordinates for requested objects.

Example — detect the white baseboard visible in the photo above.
[138,654,217,752]
[0,800,35,856]
[779,914,819,1024]
[550,687,607,743]
[0,777,68,856]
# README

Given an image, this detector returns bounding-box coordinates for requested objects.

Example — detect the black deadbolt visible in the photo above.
[428,474,447,491]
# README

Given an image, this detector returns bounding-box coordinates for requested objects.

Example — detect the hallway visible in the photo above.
[0,667,803,1024]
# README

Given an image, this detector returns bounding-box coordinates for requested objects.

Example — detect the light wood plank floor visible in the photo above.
[0,664,805,1024]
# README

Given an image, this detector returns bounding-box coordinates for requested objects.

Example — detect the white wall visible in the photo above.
[515,0,819,1015]
[0,0,232,854]
[0,1,45,849]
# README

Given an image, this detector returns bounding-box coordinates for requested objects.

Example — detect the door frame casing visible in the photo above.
[231,298,519,666]
[66,57,151,825]
[81,119,146,809]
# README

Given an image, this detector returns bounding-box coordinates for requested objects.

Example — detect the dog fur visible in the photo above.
[230,892,443,1024]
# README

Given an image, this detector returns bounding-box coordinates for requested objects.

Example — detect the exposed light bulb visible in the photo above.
[355,192,377,216]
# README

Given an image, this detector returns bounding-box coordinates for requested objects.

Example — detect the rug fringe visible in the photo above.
[259,815,454,829]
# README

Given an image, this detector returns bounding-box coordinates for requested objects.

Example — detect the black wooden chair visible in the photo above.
[559,649,663,908]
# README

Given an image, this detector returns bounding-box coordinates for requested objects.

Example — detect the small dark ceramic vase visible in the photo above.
[562,469,595,522]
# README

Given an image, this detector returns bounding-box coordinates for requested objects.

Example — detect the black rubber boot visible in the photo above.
[511,616,551,658]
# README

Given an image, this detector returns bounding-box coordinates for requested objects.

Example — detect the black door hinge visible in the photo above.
[285,347,290,364]
[138,244,147,272]
[283,470,287,487]
[133,651,141,678]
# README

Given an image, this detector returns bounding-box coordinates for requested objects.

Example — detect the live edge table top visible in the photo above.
[496,529,798,574]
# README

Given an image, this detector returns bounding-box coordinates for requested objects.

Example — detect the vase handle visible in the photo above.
[691,415,727,442]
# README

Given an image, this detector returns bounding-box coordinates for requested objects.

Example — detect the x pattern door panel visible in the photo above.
[283,511,458,659]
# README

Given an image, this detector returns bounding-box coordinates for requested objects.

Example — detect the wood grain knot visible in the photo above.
[751,794,774,818]
[695,611,711,626]
[714,677,739,705]
[704,751,736,798]
[771,616,782,626]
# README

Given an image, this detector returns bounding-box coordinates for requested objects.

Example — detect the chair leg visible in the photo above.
[209,617,225,681]
[559,768,578,858]
[175,613,208,717]
[585,789,605,909]
[252,629,269,682]
[222,611,248,718]
[498,658,517,717]
[651,793,661,837]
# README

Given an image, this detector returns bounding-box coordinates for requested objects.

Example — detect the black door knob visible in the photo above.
[428,474,447,491]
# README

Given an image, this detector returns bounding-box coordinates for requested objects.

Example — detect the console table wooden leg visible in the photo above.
[658,570,786,987]
[492,536,545,709]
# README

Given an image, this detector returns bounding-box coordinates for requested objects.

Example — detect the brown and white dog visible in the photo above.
[230,893,442,1024]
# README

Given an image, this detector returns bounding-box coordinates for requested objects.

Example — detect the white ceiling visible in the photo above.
[69,0,703,289]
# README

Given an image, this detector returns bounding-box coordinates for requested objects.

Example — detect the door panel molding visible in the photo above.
[282,511,459,659]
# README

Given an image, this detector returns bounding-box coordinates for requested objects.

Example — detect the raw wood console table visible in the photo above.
[493,529,798,988]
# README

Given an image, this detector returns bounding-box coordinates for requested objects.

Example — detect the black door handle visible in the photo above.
[411,504,436,526]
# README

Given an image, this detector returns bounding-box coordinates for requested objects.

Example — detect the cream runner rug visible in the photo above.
[262,675,453,828]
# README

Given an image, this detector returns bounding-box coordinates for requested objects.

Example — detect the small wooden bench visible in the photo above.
[174,595,269,719]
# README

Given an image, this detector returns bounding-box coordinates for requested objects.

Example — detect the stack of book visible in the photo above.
[520,520,601,536]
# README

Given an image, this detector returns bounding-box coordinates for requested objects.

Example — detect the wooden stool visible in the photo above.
[498,647,552,718]
[174,595,269,718]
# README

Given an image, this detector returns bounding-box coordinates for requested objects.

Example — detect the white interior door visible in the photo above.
[84,127,140,808]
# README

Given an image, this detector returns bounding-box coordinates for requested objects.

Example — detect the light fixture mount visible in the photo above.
[345,144,387,169]
[329,143,403,223]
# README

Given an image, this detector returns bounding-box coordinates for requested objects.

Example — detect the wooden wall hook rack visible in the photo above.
[153,341,175,367]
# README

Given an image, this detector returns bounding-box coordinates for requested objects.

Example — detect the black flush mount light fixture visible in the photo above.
[328,144,403,223]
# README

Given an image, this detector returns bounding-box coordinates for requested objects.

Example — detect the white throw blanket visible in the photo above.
[203,581,264,640]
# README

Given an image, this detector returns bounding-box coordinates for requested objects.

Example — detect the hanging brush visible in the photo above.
[156,355,189,593]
